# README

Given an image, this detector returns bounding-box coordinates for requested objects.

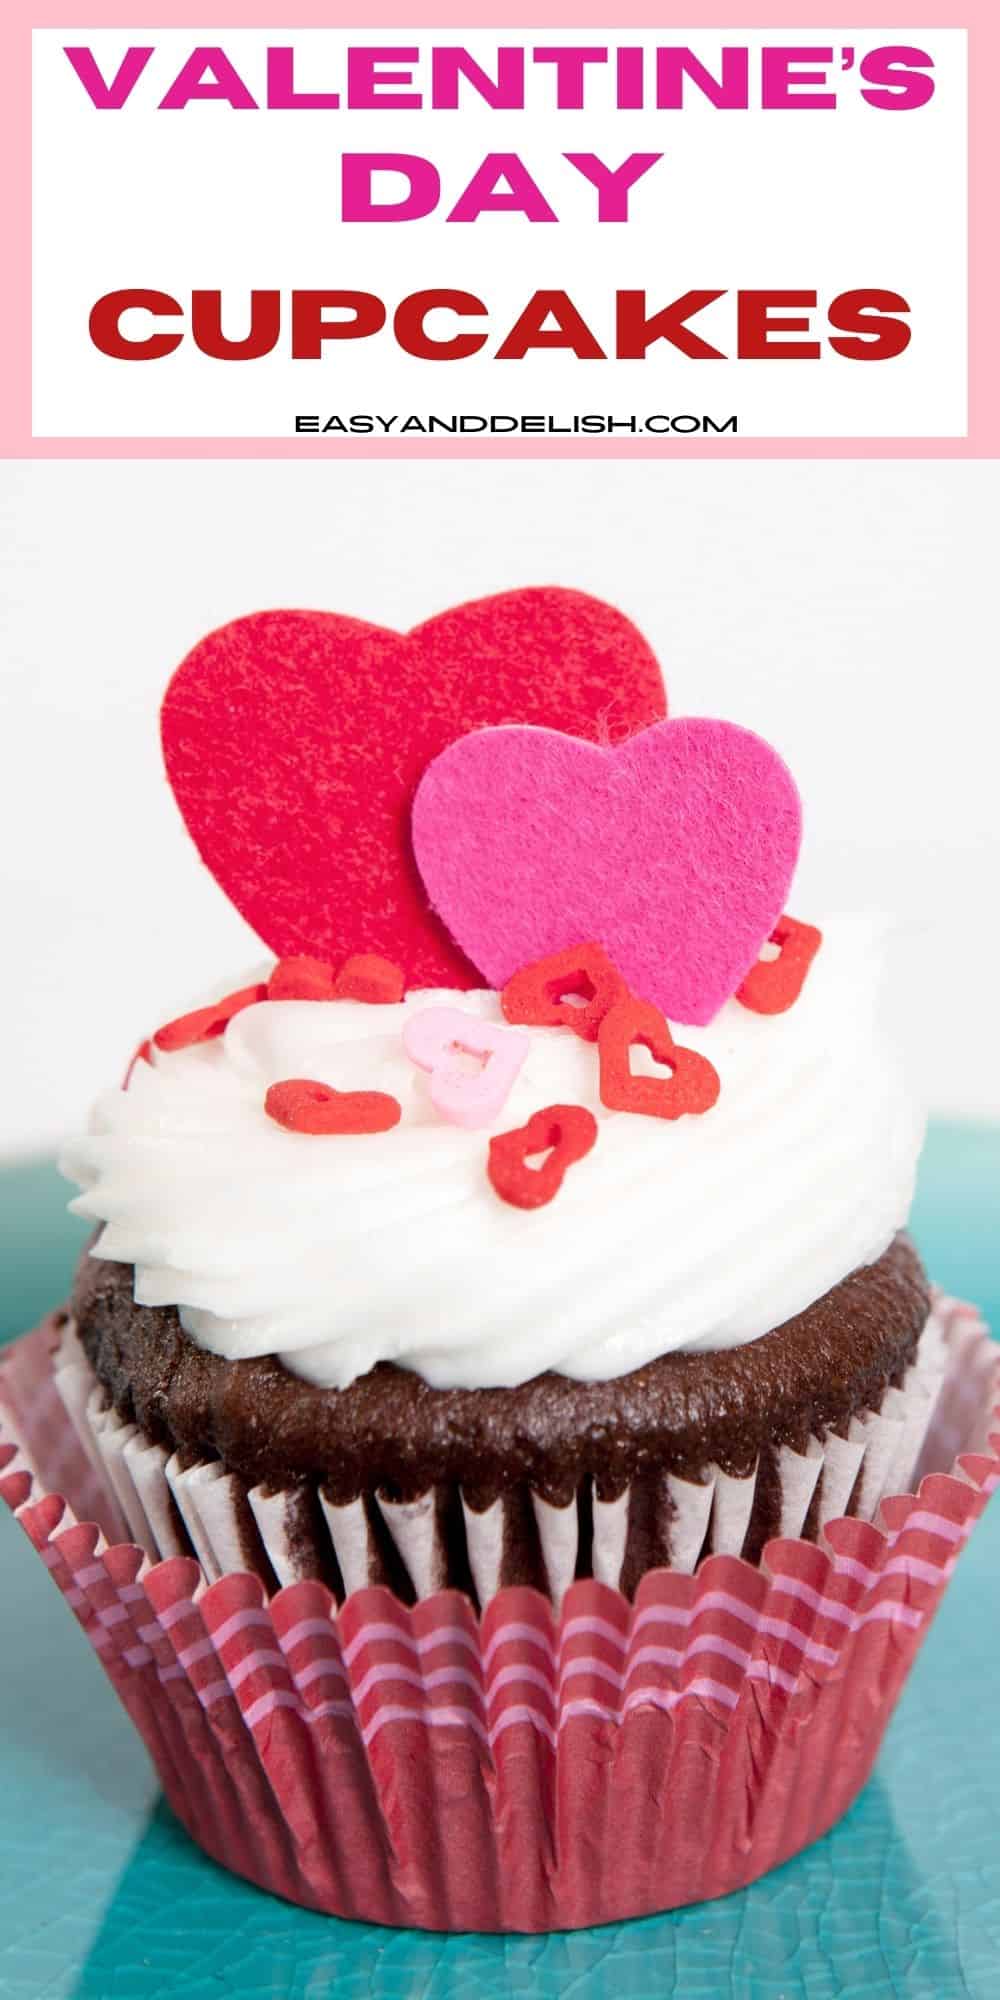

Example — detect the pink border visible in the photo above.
[4,4,993,458]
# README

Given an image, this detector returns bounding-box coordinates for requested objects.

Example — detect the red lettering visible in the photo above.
[828,289,911,359]
[393,290,488,359]
[84,285,915,368]
[291,291,387,357]
[616,290,725,360]
[496,290,605,359]
[88,289,183,359]
[191,290,280,359]
[738,292,820,359]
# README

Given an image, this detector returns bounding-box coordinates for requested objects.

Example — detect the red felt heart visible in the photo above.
[161,589,666,990]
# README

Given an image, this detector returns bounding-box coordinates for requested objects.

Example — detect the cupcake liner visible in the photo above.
[1,1295,997,1932]
[42,1305,955,1607]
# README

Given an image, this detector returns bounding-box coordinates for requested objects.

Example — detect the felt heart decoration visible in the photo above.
[412,718,802,1026]
[161,590,666,990]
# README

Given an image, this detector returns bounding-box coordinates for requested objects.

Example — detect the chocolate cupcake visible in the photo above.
[60,910,931,1606]
[4,590,994,1932]
[70,1235,929,1597]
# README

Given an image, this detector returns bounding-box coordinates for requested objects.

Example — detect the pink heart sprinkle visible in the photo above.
[403,1006,530,1128]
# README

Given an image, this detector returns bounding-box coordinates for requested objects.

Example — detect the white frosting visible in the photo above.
[61,916,924,1392]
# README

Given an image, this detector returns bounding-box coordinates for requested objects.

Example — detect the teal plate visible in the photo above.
[1,1125,998,1999]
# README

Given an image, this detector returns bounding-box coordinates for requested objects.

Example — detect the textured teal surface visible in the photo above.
[0,1124,998,1997]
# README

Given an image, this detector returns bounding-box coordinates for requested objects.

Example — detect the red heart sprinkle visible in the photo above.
[598,996,720,1121]
[122,1038,153,1088]
[153,983,268,1053]
[268,955,337,1001]
[501,942,627,1042]
[265,1078,402,1136]
[487,1103,598,1209]
[331,954,406,1004]
[736,915,822,1015]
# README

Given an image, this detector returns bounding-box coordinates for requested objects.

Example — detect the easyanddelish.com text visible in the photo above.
[294,412,739,435]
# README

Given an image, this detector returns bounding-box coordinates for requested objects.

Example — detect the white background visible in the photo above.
[32,27,967,438]
[0,455,997,1155]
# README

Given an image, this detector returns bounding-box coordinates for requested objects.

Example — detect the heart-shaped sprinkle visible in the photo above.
[331,954,405,1004]
[403,1006,529,1129]
[488,1103,598,1209]
[736,915,822,1015]
[268,955,337,1001]
[501,942,627,1042]
[123,1038,153,1088]
[154,982,268,1053]
[598,996,720,1121]
[412,717,802,1025]
[268,953,406,1003]
[264,1078,402,1136]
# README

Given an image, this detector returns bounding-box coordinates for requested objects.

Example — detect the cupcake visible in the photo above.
[2,588,996,1932]
[62,918,930,1600]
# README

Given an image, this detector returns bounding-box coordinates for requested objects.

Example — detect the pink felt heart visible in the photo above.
[411,719,802,1026]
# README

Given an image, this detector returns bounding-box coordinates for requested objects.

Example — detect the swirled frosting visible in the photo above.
[61,916,924,1391]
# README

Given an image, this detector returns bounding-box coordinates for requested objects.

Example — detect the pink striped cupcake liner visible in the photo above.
[36,1301,972,1601]
[2,1296,998,1933]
